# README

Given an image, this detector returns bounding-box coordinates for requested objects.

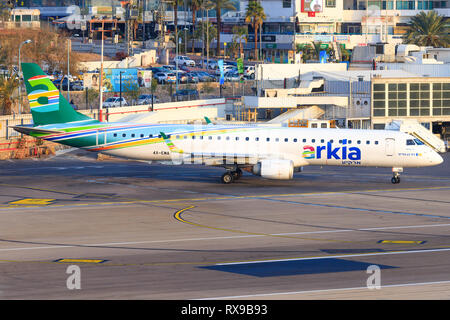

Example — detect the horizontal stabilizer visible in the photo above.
[11,125,63,136]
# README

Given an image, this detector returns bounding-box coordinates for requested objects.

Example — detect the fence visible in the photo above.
[0,98,229,140]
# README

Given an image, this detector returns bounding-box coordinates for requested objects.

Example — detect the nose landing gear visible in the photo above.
[391,167,403,184]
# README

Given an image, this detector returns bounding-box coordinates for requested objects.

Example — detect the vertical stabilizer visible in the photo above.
[21,63,94,126]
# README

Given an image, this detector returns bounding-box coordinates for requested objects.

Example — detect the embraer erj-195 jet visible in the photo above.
[13,63,443,184]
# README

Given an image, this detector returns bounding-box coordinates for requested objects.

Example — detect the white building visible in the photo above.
[220,0,449,60]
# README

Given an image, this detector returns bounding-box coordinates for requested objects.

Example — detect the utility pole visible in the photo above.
[67,38,71,102]
[99,29,104,122]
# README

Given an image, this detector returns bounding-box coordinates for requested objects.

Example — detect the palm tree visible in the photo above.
[232,25,248,59]
[0,71,19,115]
[405,11,449,48]
[211,0,236,56]
[169,0,184,55]
[189,0,202,52]
[245,0,266,61]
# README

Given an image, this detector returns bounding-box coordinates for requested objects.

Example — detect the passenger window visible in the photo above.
[284,138,288,142]
[348,140,352,144]
[208,136,212,140]
[357,140,361,144]
[149,134,153,138]
[366,141,370,145]
[275,138,279,142]
[140,134,144,138]
[266,138,270,142]
[375,141,378,145]
[131,134,135,138]
[312,139,315,143]
[246,137,249,141]
[217,136,221,140]
[176,135,180,139]
[330,139,334,143]
[122,134,126,137]
[235,137,239,141]
[255,137,259,141]
[302,139,306,143]
[414,139,424,145]
[320,139,324,143]
[113,133,117,137]
[293,138,297,142]
[406,139,416,145]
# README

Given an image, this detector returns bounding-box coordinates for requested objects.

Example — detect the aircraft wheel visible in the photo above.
[232,168,243,180]
[221,172,234,184]
[391,176,400,184]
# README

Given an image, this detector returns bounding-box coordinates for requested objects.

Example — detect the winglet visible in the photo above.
[204,116,213,125]
[160,132,184,153]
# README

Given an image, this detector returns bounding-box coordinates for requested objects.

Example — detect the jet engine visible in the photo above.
[252,159,294,180]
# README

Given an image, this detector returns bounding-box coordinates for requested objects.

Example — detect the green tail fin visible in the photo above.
[21,63,93,126]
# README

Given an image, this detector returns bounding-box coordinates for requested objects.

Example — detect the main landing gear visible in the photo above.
[391,167,403,184]
[221,168,243,184]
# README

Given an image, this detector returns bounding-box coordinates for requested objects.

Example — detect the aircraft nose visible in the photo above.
[432,152,444,165]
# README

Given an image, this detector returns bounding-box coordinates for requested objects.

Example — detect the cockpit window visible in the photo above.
[406,139,416,145]
[414,139,424,145]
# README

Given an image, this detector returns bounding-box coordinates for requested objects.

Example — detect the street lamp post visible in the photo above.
[176,29,179,100]
[119,71,124,107]
[99,29,105,122]
[18,39,32,115]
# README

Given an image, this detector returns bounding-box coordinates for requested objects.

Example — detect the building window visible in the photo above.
[396,0,415,9]
[326,0,336,7]
[432,83,450,116]
[387,83,407,116]
[373,83,386,117]
[282,0,291,8]
[417,0,433,9]
[410,83,430,116]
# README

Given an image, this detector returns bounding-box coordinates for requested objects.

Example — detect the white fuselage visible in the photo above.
[99,124,443,169]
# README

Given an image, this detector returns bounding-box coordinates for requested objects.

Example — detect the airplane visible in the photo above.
[13,63,444,184]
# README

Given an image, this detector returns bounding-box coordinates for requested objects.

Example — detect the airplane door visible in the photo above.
[385,138,395,156]
[96,128,107,146]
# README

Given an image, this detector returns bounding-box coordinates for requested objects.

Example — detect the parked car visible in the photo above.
[173,70,188,83]
[173,89,199,101]
[244,65,255,78]
[192,71,214,82]
[215,65,236,75]
[173,55,195,67]
[153,72,176,84]
[137,94,159,105]
[150,67,170,74]
[103,97,128,107]
[185,72,199,83]
[207,60,218,70]
[70,80,84,91]
[224,71,241,82]
[162,65,176,71]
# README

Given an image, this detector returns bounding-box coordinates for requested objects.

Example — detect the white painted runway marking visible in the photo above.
[200,280,450,300]
[215,247,450,266]
[0,223,449,253]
